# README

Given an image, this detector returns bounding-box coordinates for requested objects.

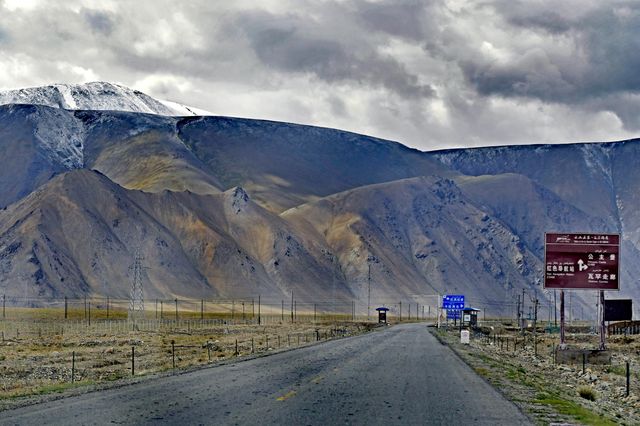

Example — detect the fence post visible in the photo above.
[258,295,261,325]
[175,299,178,321]
[251,337,254,353]
[207,345,211,362]
[201,299,204,322]
[106,297,110,319]
[582,353,586,374]
[626,362,630,397]
[172,340,176,369]
[131,346,135,376]
[266,335,269,350]
[88,301,91,326]
[2,294,4,319]
[71,351,75,383]
[235,339,239,356]
[64,296,68,319]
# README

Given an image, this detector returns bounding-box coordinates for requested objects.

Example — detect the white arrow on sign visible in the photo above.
[578,259,588,272]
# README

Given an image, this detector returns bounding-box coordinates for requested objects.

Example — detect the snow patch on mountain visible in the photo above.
[158,99,213,116]
[580,143,614,187]
[28,107,85,169]
[0,82,210,117]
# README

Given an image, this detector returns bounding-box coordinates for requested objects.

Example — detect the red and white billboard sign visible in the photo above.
[544,233,619,290]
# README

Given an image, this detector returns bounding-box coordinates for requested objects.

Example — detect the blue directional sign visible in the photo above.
[443,294,464,320]
[446,310,461,320]
[442,295,465,310]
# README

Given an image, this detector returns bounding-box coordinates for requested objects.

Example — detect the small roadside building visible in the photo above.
[462,307,480,327]
[376,307,389,324]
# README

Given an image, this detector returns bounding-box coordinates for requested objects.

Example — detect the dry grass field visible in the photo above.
[0,303,389,408]
[434,321,640,425]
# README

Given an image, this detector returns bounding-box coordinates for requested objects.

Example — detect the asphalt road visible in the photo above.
[0,323,531,425]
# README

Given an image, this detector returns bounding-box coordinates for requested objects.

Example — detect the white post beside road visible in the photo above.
[436,294,441,329]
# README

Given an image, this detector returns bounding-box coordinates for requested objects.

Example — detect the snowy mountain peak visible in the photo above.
[0,81,211,117]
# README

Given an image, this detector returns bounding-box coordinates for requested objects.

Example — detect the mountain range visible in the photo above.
[0,82,637,318]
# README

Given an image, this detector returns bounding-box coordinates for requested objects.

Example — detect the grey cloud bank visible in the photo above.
[0,0,638,150]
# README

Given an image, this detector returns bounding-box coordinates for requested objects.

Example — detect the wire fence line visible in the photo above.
[473,329,638,398]
[0,294,444,325]
[0,314,373,400]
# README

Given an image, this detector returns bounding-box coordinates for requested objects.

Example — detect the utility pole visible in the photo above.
[516,295,521,330]
[521,289,525,330]
[367,263,371,321]
[533,297,539,356]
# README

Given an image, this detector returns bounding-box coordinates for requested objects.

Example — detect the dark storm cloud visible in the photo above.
[465,2,640,105]
[82,9,116,36]
[497,2,573,34]
[235,9,434,99]
[355,0,432,41]
[1,0,639,148]
[0,26,8,44]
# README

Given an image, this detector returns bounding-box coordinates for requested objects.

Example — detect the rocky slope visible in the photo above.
[0,83,639,316]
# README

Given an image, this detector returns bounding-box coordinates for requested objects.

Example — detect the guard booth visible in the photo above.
[462,307,480,327]
[376,307,389,324]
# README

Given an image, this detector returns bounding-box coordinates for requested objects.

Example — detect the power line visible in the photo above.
[128,249,144,323]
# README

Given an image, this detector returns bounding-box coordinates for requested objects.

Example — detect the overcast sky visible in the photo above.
[0,0,639,150]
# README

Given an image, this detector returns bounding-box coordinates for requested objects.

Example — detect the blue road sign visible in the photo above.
[442,295,465,310]
[446,310,461,320]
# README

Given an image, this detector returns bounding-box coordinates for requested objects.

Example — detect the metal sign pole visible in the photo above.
[599,290,606,350]
[560,290,566,349]
[436,294,440,329]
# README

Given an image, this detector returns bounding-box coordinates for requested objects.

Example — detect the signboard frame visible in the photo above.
[544,232,620,291]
